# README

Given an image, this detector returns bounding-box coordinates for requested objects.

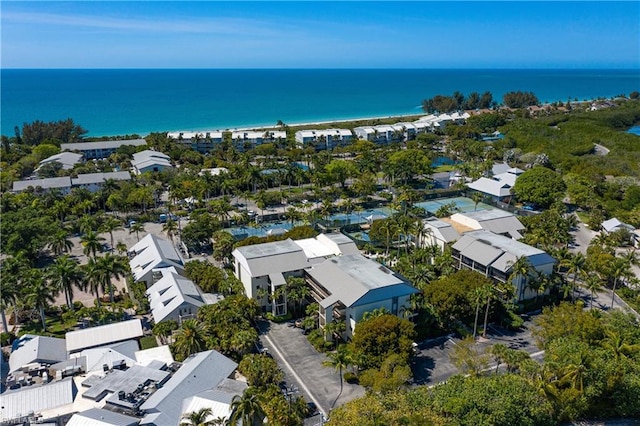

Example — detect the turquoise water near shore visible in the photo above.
[2,69,639,137]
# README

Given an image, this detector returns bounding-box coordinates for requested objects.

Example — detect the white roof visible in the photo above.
[168,131,224,139]
[9,335,67,373]
[492,162,511,175]
[13,176,72,192]
[423,218,461,243]
[79,340,139,372]
[198,167,228,176]
[66,319,143,353]
[450,210,524,236]
[232,130,286,139]
[307,255,418,308]
[66,408,139,426]
[180,379,247,424]
[141,350,238,426]
[602,217,634,233]
[452,230,556,272]
[232,234,359,277]
[61,139,146,152]
[135,345,174,367]
[38,152,83,170]
[132,150,172,171]
[467,177,512,197]
[0,378,77,422]
[146,268,205,323]
[72,171,132,186]
[128,234,185,282]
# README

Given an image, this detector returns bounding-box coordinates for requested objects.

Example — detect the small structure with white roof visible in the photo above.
[131,150,173,175]
[65,319,143,355]
[128,234,185,286]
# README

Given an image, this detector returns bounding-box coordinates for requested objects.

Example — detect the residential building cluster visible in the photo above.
[166,130,287,153]
[1,324,245,426]
[12,171,132,195]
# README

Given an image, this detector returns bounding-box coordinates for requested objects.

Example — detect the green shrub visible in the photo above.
[1,331,16,346]
[139,335,158,350]
[265,312,292,323]
[344,371,358,384]
[307,328,329,353]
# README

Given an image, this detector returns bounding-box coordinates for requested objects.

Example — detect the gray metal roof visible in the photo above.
[453,230,556,270]
[66,319,143,353]
[423,218,461,243]
[180,379,247,422]
[82,364,170,401]
[66,408,139,426]
[80,340,140,372]
[307,255,418,308]
[146,270,205,323]
[38,152,83,170]
[129,234,185,282]
[140,350,237,426]
[9,335,67,373]
[467,177,512,197]
[452,210,524,235]
[71,171,132,186]
[0,378,77,422]
[232,239,308,277]
[12,176,72,192]
[61,139,147,152]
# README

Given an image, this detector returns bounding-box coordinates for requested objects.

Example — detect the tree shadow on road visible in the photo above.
[411,355,435,385]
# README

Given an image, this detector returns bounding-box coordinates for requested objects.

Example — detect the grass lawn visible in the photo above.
[139,335,159,349]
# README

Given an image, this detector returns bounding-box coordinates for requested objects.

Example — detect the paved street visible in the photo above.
[256,320,365,418]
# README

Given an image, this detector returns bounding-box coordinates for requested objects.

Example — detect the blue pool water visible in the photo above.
[628,125,640,136]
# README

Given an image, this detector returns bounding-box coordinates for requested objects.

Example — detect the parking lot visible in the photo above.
[256,320,365,419]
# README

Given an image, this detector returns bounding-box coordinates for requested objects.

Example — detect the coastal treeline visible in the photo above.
[421,91,494,113]
[422,90,541,113]
[13,118,87,146]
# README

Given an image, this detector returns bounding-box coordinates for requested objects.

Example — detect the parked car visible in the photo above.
[306,402,319,417]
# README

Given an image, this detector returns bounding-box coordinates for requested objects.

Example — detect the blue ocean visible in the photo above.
[2,69,639,137]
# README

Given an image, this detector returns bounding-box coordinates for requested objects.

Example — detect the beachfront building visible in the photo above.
[167,131,224,154]
[451,230,556,302]
[60,139,147,160]
[294,129,354,150]
[231,130,286,151]
[305,254,419,339]
[231,233,360,315]
[354,125,397,144]
[71,171,132,193]
[128,234,185,286]
[131,150,173,175]
[36,152,83,173]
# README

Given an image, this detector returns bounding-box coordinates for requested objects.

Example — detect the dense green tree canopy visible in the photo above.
[349,314,415,370]
[512,166,566,208]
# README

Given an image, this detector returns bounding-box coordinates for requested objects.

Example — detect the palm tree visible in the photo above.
[490,343,508,374]
[508,256,532,301]
[562,252,585,302]
[47,255,83,310]
[322,345,351,404]
[47,230,74,256]
[481,285,495,338]
[100,217,123,252]
[471,286,486,340]
[129,222,146,242]
[610,257,631,308]
[97,253,128,303]
[163,219,179,245]
[173,319,208,361]
[81,230,106,259]
[0,277,18,334]
[83,258,105,309]
[25,269,57,331]
[228,388,265,426]
[582,271,603,309]
[180,408,214,426]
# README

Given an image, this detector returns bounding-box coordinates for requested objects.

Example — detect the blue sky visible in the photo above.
[2,1,639,68]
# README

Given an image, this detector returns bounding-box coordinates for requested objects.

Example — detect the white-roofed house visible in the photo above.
[66,408,140,426]
[601,217,635,234]
[231,233,359,316]
[451,230,556,301]
[37,152,83,172]
[71,171,132,193]
[305,254,419,339]
[146,267,213,324]
[61,139,147,160]
[180,379,247,425]
[140,350,239,426]
[0,377,78,424]
[8,335,67,374]
[449,209,525,240]
[65,319,143,354]
[131,150,173,175]
[128,234,185,286]
[466,177,513,203]
[12,176,73,195]
[420,217,461,250]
